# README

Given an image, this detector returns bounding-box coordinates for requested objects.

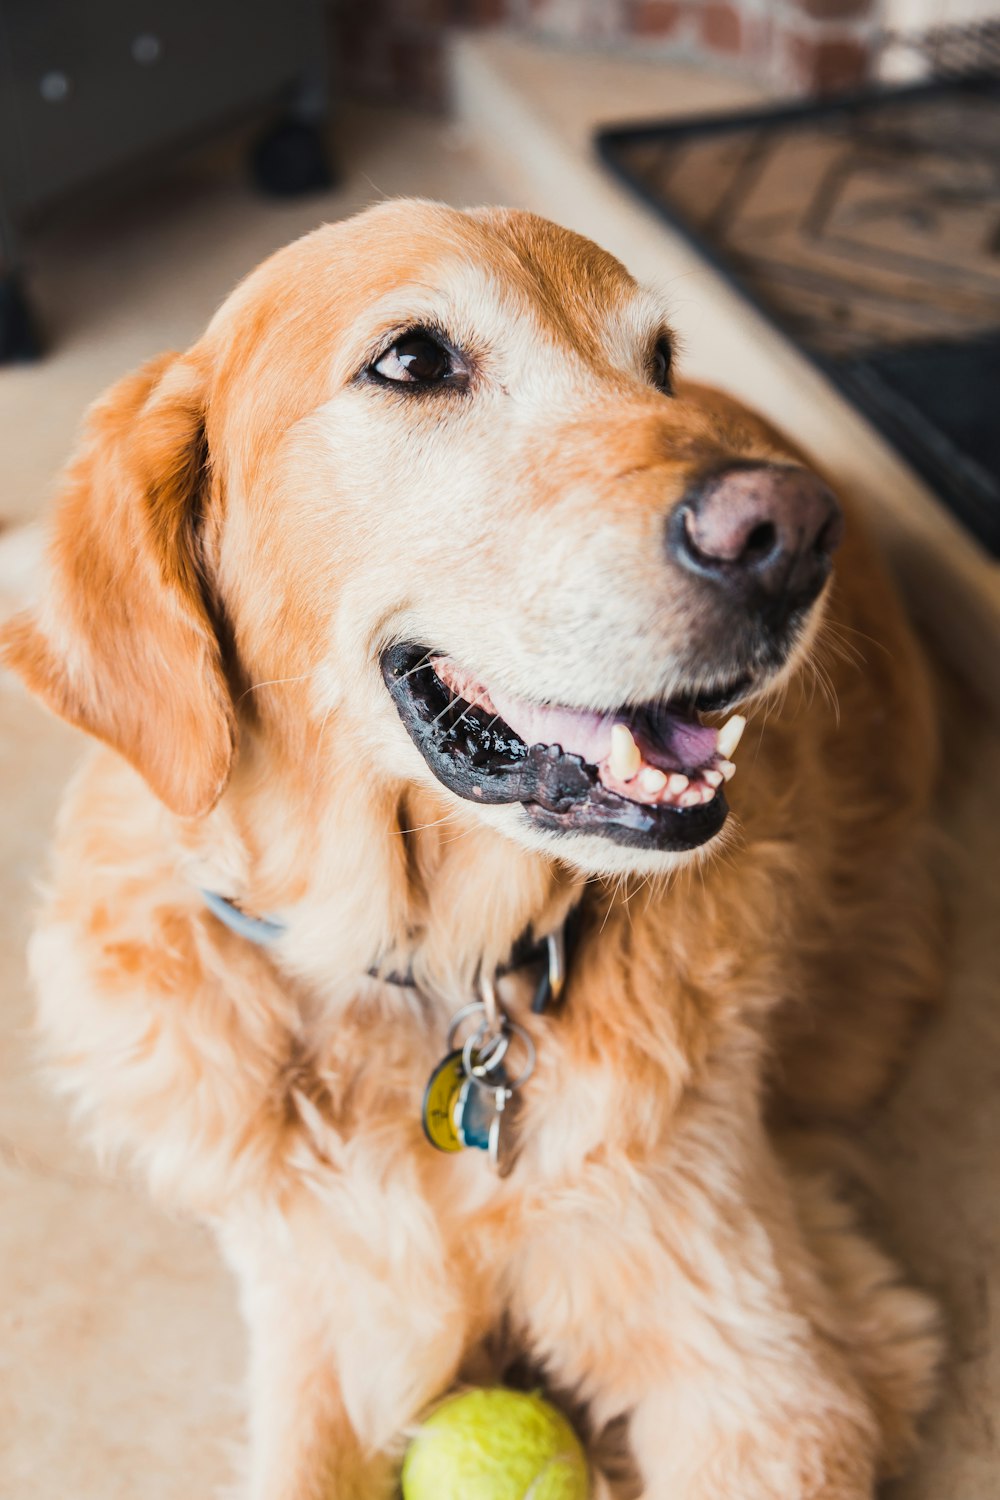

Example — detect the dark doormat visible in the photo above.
[597,76,1000,556]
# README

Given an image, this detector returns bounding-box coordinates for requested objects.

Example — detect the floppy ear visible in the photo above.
[2,352,236,817]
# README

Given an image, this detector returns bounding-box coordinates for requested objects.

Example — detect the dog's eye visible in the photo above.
[372,333,456,386]
[650,337,673,395]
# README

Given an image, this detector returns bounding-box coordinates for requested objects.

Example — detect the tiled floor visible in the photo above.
[2,84,998,1500]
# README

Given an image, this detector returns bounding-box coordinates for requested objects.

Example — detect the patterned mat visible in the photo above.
[598,77,1000,555]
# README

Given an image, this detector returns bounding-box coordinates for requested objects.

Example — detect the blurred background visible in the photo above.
[1,4,999,1498]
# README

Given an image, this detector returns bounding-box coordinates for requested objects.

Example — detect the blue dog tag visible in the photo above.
[454,1077,495,1150]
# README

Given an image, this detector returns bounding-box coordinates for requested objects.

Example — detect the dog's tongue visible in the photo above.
[433,660,717,774]
[491,691,719,773]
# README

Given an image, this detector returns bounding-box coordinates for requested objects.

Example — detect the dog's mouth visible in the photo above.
[381,644,752,852]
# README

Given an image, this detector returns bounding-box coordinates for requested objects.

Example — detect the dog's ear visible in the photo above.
[2,352,236,816]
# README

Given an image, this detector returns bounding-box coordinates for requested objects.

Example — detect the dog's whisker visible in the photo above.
[824,619,893,661]
[359,171,389,201]
[599,881,621,934]
[821,622,865,659]
[236,670,316,708]
[428,691,462,731]
[315,700,339,756]
[817,622,866,673]
[619,873,652,923]
[822,642,863,675]
[806,649,843,726]
[436,823,480,849]
[394,652,435,685]
[392,812,460,836]
[750,681,782,761]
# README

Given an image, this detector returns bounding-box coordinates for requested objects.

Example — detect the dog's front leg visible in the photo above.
[221,1196,470,1500]
[241,1308,394,1500]
[625,1370,876,1500]
[512,1138,881,1499]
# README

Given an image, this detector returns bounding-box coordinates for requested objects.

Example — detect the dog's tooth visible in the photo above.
[610,724,642,781]
[639,766,667,795]
[717,759,736,782]
[667,773,689,796]
[716,714,746,760]
[703,769,724,788]
[679,788,702,808]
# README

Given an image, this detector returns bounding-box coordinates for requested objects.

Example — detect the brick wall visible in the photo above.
[338,0,881,112]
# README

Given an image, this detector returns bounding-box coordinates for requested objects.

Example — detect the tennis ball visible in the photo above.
[401,1387,589,1500]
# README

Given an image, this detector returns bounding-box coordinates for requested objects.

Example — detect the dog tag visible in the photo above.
[454,1076,499,1151]
[421,1050,465,1152]
[489,1086,520,1178]
[426,1008,534,1173]
[454,1078,520,1177]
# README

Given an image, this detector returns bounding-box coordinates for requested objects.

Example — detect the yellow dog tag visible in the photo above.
[421,1050,465,1152]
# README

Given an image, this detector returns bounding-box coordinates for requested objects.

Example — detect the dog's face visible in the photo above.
[4,201,841,878]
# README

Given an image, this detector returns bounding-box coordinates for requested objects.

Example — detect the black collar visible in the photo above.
[367,902,583,1014]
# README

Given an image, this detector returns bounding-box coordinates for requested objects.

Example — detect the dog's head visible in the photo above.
[3,201,841,877]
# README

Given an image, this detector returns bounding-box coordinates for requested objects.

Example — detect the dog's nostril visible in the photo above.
[744,521,777,562]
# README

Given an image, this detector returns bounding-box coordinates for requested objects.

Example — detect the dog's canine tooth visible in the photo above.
[716,714,747,760]
[639,766,667,794]
[610,724,642,781]
[717,759,736,782]
[667,773,689,796]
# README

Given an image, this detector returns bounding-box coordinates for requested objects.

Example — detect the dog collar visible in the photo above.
[200,889,288,947]
[200,888,580,1013]
[202,885,581,1176]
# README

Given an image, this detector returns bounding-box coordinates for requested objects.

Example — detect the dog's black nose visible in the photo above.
[667,464,843,608]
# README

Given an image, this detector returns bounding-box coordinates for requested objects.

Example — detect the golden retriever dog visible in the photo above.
[4,201,945,1499]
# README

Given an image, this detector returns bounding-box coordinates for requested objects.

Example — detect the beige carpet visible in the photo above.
[1,102,997,1500]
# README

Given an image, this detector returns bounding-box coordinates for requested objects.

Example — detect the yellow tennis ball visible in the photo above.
[401,1387,589,1500]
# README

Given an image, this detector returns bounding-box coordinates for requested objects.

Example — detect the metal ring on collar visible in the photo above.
[477,967,501,1035]
[462,1019,536,1094]
[447,1000,490,1052]
[461,1025,510,1082]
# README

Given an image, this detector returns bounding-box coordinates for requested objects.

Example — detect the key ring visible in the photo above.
[447,1001,496,1052]
[462,1019,536,1094]
[477,966,502,1037]
[462,1026,510,1079]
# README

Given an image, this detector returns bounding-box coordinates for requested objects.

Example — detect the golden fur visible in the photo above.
[4,201,945,1498]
